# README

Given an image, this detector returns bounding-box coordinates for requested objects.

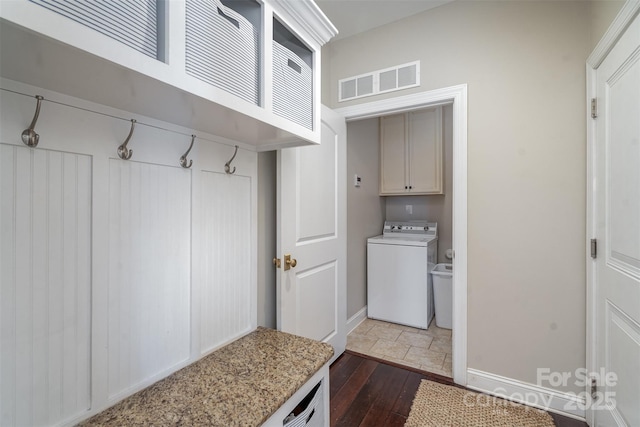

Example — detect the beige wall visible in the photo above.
[346,118,386,319]
[324,1,594,392]
[590,1,625,49]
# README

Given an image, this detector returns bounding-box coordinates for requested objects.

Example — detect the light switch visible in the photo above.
[405,204,413,214]
[354,174,362,187]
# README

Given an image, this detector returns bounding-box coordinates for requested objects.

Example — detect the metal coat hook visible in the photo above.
[21,95,44,147]
[225,145,238,174]
[180,135,196,169]
[117,119,136,160]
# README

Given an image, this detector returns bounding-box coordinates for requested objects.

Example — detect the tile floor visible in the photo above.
[346,317,453,377]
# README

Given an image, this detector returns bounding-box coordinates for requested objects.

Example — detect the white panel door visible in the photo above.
[0,144,91,427]
[592,11,640,427]
[277,105,346,360]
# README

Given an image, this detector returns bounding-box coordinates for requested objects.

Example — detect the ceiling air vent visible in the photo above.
[338,61,420,102]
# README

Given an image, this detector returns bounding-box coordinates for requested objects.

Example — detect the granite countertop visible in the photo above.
[79,327,334,427]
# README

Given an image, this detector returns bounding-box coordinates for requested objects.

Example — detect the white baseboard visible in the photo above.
[466,368,586,421]
[346,306,367,334]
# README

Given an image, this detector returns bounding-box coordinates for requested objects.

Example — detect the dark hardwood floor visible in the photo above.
[329,351,588,427]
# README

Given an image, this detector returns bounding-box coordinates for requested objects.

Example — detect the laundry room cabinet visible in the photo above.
[379,107,443,195]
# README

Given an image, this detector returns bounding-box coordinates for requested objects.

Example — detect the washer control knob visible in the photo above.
[397,225,402,230]
[424,226,429,231]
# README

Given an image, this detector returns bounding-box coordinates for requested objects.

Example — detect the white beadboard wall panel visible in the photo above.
[1,78,258,426]
[107,160,192,398]
[0,144,92,427]
[200,171,252,354]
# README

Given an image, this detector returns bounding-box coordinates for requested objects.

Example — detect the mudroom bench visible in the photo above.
[79,327,334,427]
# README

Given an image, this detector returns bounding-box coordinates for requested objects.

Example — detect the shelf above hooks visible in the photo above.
[21,95,44,147]
[117,119,136,160]
[225,145,238,175]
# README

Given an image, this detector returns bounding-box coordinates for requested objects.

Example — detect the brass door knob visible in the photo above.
[273,257,281,268]
[284,254,297,271]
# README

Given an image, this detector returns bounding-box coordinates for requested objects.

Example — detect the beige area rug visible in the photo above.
[405,380,555,427]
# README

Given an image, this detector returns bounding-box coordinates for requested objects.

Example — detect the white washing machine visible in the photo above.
[367,221,437,329]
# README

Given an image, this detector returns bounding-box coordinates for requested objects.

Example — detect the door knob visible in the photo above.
[273,257,281,268]
[284,254,297,271]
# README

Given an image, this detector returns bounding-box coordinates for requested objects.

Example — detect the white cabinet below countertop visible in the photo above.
[380,107,443,195]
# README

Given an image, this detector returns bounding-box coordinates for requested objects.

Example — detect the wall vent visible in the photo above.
[338,61,420,102]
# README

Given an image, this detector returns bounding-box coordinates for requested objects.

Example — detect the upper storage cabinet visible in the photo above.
[0,0,337,150]
[380,107,443,195]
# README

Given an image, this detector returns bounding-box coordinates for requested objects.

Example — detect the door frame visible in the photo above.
[586,2,640,425]
[335,84,468,386]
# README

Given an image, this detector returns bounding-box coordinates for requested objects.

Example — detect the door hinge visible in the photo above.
[591,98,598,119]
[590,376,598,399]
[590,238,597,259]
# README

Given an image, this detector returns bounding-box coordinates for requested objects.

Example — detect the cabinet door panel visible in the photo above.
[379,114,407,194]
[408,108,442,194]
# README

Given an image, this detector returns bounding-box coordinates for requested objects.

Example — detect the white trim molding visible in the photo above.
[585,61,598,427]
[587,0,640,69]
[269,0,338,46]
[336,84,468,387]
[346,306,368,335]
[467,369,587,421]
[335,85,466,121]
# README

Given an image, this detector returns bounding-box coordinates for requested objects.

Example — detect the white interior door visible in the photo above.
[277,105,346,361]
[592,10,640,427]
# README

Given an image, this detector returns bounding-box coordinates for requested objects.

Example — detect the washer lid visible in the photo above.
[367,233,437,247]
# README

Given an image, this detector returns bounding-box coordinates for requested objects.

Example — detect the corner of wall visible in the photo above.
[257,151,277,328]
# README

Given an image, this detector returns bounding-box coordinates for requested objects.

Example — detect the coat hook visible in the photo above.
[180,135,196,169]
[225,145,239,174]
[21,95,44,147]
[117,119,136,160]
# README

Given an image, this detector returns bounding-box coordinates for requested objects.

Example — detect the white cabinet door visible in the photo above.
[380,114,407,194]
[408,109,442,194]
[277,105,346,361]
[592,10,640,427]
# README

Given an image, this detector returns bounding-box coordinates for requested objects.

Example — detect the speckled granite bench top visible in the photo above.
[79,327,334,427]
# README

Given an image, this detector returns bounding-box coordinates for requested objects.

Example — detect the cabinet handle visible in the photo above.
[217,7,240,29]
[287,59,302,74]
